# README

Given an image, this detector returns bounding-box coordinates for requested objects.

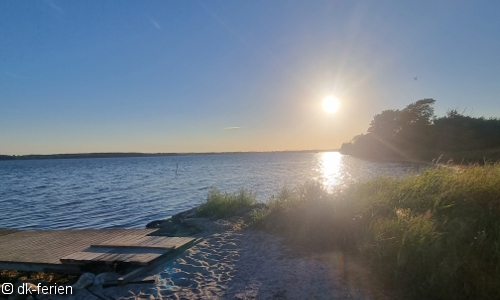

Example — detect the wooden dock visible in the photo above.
[0,228,196,274]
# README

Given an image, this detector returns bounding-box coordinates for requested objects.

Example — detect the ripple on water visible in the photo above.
[0,153,428,229]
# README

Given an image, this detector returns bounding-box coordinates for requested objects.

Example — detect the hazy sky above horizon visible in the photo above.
[2,1,499,155]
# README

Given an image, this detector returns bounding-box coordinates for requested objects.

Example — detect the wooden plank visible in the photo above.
[91,236,195,250]
[90,244,174,250]
[0,228,201,273]
[0,228,19,237]
[125,253,164,265]
[116,266,151,285]
[60,250,111,264]
[0,261,81,273]
[92,235,151,247]
[107,235,147,245]
[117,237,202,285]
[136,275,156,283]
[101,251,137,264]
[0,229,157,266]
[92,252,120,263]
[61,246,169,266]
[102,275,156,288]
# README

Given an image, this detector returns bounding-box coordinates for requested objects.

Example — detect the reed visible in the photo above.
[253,164,500,299]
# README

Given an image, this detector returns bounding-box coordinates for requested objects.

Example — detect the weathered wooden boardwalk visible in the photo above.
[0,228,196,274]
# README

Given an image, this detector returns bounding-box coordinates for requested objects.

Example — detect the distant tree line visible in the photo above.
[0,150,324,161]
[340,99,500,163]
[0,153,182,161]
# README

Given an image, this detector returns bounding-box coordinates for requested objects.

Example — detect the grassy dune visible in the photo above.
[201,164,500,299]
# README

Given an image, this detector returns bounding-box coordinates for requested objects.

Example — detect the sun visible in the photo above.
[322,96,339,113]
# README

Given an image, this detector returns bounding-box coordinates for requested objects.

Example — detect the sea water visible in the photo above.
[0,152,426,229]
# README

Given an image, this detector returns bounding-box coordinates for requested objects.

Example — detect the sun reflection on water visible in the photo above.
[318,151,344,192]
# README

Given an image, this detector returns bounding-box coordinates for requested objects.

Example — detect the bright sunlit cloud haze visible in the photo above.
[1,1,500,155]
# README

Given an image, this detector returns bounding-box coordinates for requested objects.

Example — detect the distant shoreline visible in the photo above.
[0,149,338,161]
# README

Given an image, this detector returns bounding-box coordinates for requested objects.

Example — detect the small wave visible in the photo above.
[0,153,427,229]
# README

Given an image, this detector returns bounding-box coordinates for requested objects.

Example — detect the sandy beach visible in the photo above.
[51,219,376,300]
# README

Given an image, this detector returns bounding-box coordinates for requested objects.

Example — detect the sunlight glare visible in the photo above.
[322,96,339,113]
[319,152,342,192]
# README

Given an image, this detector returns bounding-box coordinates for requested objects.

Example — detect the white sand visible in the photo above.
[56,220,378,300]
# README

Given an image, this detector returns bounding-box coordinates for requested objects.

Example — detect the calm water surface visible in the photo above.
[0,152,427,229]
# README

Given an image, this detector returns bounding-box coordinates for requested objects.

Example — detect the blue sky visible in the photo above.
[1,1,499,155]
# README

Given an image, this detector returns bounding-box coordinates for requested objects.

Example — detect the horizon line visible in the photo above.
[0,149,340,160]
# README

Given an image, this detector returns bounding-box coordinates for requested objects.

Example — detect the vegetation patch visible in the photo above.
[251,164,500,299]
[197,188,259,218]
[340,98,500,163]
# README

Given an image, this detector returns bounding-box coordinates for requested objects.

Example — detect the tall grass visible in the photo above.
[197,188,258,218]
[253,165,500,299]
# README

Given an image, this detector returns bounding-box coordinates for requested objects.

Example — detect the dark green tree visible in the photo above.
[367,109,401,139]
[341,97,500,162]
[341,98,437,160]
[399,98,436,126]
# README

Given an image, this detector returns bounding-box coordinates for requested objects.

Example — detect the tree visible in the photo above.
[367,109,401,139]
[341,98,500,162]
[398,98,436,126]
[367,98,436,141]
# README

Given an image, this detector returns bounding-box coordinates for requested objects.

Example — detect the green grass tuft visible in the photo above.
[197,188,258,218]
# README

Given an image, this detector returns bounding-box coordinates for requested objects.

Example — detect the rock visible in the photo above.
[72,273,95,290]
[175,207,198,220]
[182,217,234,232]
[146,219,168,228]
[148,206,209,236]
[173,226,199,236]
[171,214,181,224]
[86,285,108,300]
[182,218,211,230]
[234,206,252,216]
[182,207,198,219]
[93,272,120,286]
[156,221,176,235]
